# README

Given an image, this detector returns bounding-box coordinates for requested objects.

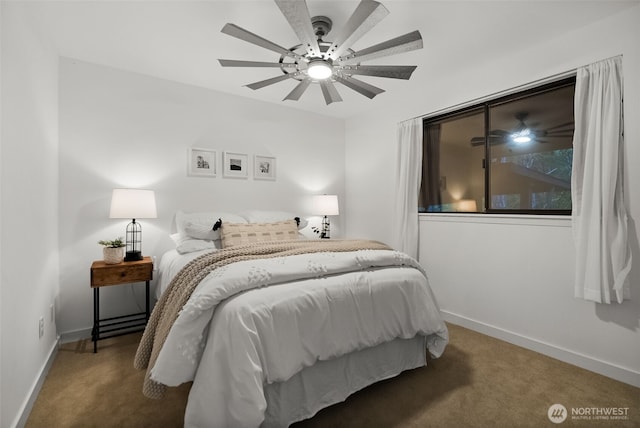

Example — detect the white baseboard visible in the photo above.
[59,327,92,344]
[13,337,59,428]
[442,310,640,388]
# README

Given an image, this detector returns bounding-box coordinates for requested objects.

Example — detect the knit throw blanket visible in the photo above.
[134,239,390,399]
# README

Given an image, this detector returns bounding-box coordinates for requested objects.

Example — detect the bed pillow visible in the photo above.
[176,211,248,241]
[221,220,299,248]
[237,210,308,230]
[170,233,220,254]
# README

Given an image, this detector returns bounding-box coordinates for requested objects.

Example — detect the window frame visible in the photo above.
[421,75,576,216]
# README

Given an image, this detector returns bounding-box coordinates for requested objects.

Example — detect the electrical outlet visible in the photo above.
[38,317,44,339]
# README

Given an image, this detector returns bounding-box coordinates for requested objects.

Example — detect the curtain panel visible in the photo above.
[571,56,632,304]
[392,118,423,259]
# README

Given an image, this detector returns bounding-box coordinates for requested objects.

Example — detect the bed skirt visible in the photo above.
[262,335,427,427]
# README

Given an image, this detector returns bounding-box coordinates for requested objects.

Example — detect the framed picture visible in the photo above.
[223,151,249,178]
[188,147,217,177]
[254,155,276,180]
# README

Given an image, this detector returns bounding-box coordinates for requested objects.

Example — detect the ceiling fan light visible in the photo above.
[307,60,333,80]
[511,128,532,144]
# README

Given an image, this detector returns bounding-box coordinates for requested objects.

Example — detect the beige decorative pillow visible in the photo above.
[221,220,299,248]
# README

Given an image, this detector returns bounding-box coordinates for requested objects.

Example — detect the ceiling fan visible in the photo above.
[470,112,574,147]
[218,0,423,105]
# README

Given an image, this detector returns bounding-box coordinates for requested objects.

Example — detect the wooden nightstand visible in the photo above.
[90,256,153,353]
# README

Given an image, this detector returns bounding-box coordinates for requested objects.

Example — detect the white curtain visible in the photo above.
[392,118,423,259]
[572,56,632,304]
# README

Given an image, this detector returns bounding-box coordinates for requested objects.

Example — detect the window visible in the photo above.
[419,77,575,214]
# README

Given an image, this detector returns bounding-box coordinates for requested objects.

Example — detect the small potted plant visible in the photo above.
[98,237,125,264]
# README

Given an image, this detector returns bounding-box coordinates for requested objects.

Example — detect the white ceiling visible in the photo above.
[25,0,638,119]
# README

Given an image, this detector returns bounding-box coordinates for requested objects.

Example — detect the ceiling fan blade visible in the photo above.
[545,123,575,133]
[245,73,297,90]
[319,80,343,105]
[274,0,321,58]
[283,79,311,101]
[219,59,296,69]
[339,30,423,65]
[326,0,389,60]
[543,131,574,138]
[470,138,485,147]
[470,136,506,146]
[340,65,417,80]
[335,75,385,99]
[221,23,303,61]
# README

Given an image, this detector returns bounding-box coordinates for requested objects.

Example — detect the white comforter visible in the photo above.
[150,249,448,427]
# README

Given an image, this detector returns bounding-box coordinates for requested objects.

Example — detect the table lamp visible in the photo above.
[312,194,339,239]
[109,188,157,261]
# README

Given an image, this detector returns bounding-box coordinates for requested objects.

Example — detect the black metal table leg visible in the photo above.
[93,288,99,353]
[145,280,150,322]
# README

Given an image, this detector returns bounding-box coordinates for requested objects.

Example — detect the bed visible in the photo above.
[135,210,449,427]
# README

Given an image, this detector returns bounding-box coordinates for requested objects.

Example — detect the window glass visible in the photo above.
[488,83,574,212]
[419,77,575,214]
[420,108,484,213]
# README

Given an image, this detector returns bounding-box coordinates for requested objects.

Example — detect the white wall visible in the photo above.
[1,2,4,420]
[1,4,60,427]
[345,5,640,386]
[57,59,346,337]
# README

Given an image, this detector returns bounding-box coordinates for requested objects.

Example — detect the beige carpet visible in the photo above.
[26,324,639,427]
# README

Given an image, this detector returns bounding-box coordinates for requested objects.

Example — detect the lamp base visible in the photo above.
[124,251,143,262]
[321,215,330,239]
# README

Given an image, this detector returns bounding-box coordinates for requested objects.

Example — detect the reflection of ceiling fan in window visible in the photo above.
[470,112,574,147]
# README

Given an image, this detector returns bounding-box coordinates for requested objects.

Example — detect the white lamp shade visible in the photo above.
[109,189,157,219]
[312,194,339,216]
[456,199,478,212]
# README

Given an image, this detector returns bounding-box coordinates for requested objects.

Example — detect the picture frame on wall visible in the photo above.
[223,151,249,178]
[254,155,276,181]
[188,147,217,177]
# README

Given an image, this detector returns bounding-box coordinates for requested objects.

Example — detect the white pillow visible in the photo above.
[170,233,219,254]
[176,211,247,241]
[237,210,308,230]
